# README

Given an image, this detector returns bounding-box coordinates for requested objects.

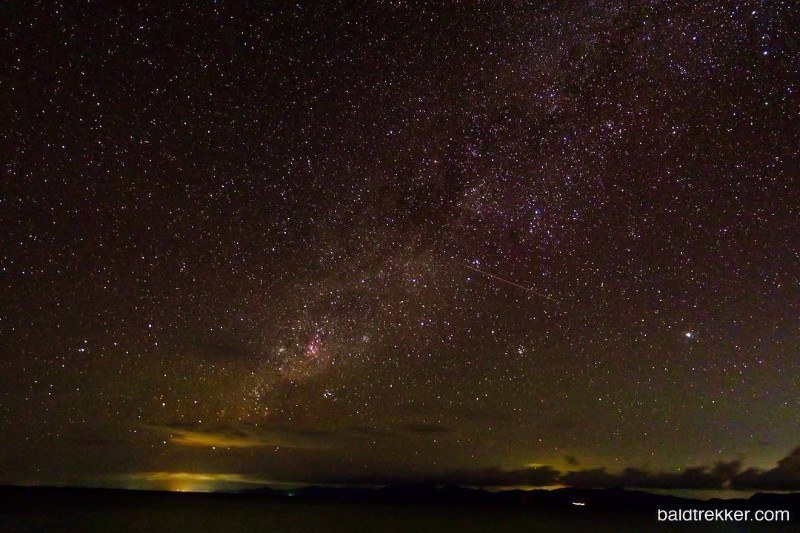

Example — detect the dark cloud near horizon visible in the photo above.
[734,447,800,491]
[519,447,799,491]
[300,446,800,491]
[435,466,561,487]
[137,423,800,491]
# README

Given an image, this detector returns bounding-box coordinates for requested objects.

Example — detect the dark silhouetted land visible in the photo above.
[1,484,798,532]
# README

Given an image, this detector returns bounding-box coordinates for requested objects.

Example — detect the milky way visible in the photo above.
[3,1,799,488]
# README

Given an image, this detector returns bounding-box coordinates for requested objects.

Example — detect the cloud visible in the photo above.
[144,422,800,492]
[149,423,333,450]
[433,466,561,487]
[148,421,454,450]
[560,462,744,490]
[559,467,623,488]
[116,472,285,492]
[318,447,800,491]
[731,446,800,491]
[527,449,799,491]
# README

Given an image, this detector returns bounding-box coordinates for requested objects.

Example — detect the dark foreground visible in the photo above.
[1,485,798,532]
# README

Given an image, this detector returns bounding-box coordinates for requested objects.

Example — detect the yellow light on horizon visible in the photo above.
[119,471,276,493]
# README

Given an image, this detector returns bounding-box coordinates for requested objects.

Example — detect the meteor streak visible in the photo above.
[464,264,559,303]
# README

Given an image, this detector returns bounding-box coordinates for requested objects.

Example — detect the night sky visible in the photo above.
[3,1,799,492]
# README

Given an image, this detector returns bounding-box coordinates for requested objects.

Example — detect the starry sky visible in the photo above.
[3,1,799,492]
